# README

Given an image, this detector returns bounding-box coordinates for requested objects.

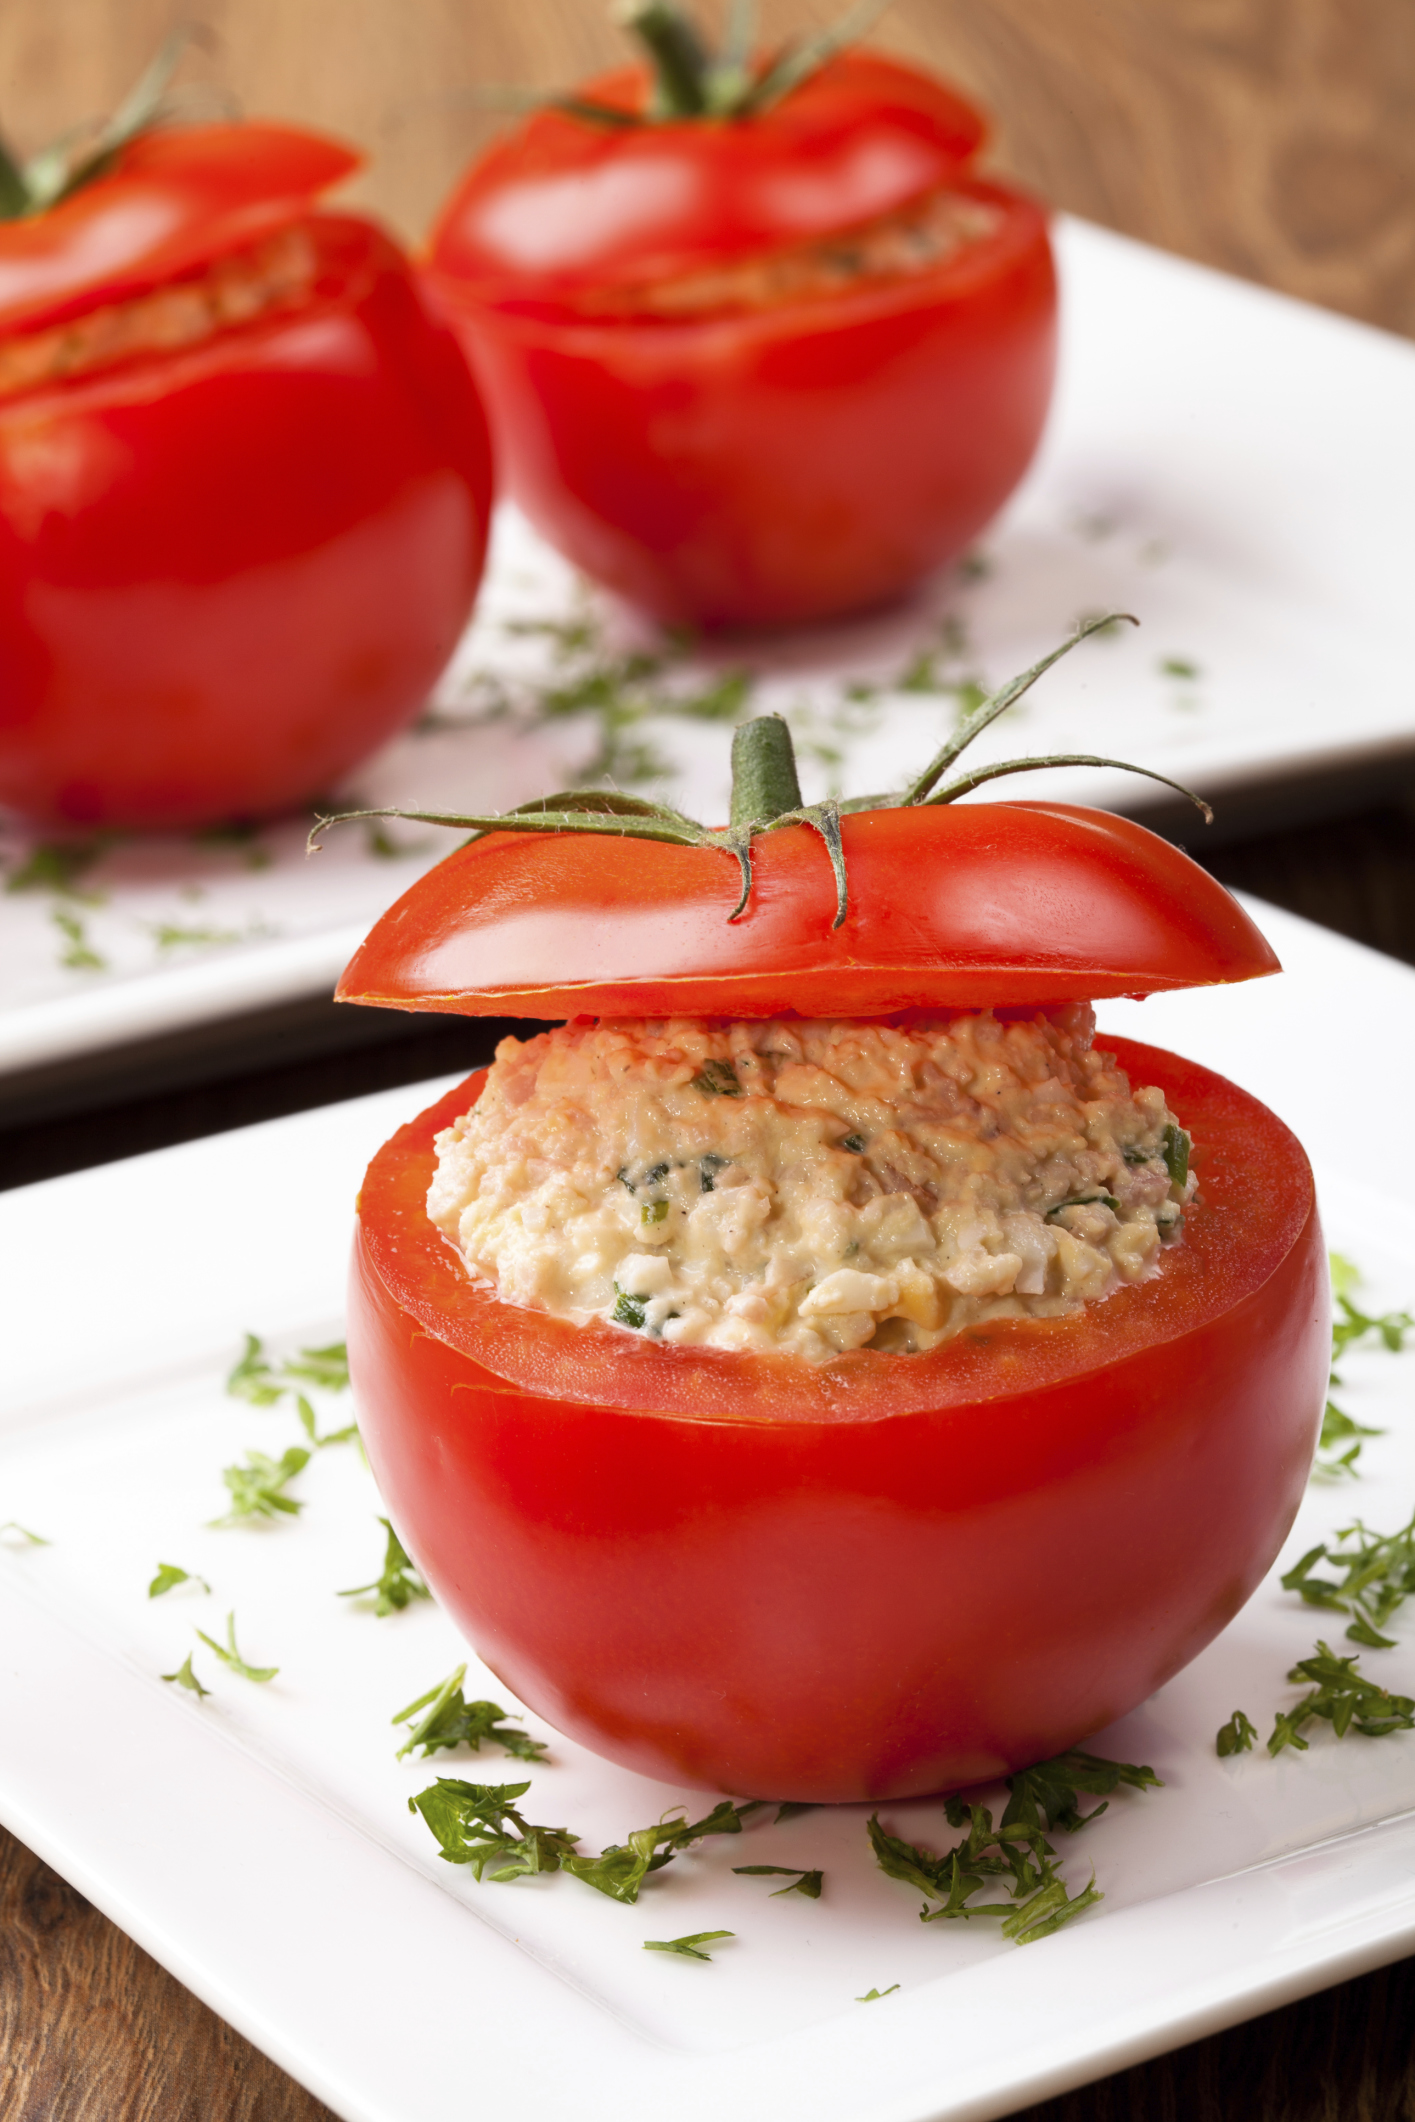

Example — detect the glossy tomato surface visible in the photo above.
[350,1039,1327,1800]
[0,136,492,831]
[429,56,1055,628]
[338,802,1281,1019]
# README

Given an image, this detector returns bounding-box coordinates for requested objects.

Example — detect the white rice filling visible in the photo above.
[428,1005,1197,1365]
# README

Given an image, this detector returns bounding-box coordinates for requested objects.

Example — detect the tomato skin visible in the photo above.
[450,180,1054,628]
[429,54,1055,628]
[0,216,492,830]
[338,802,1281,1020]
[349,1041,1327,1799]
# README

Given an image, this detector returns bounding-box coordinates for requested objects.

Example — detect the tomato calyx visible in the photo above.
[0,28,205,222]
[499,0,897,132]
[311,612,1212,930]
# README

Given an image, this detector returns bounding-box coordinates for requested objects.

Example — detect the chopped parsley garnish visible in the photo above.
[700,1153,727,1192]
[52,906,105,969]
[148,1562,209,1599]
[161,1652,210,1699]
[643,1931,733,1961]
[227,1332,294,1405]
[563,1799,766,1906]
[1313,1256,1411,1479]
[1313,1400,1384,1481]
[295,1401,359,1449]
[194,1611,278,1683]
[840,1133,866,1154]
[870,1747,1157,1945]
[733,1864,822,1898]
[1216,1709,1260,1756]
[857,1985,900,2002]
[1331,1293,1413,1360]
[409,1779,578,1881]
[641,1199,670,1226]
[612,1285,647,1330]
[5,837,107,898]
[212,1445,310,1525]
[1280,1509,1415,1640]
[691,1059,741,1097]
[869,1807,1101,1944]
[1267,1643,1414,1753]
[0,1521,50,1546]
[1161,1124,1190,1188]
[999,1747,1161,1834]
[643,1161,670,1186]
[393,1664,547,1762]
[339,1518,430,1615]
[226,1334,353,1442]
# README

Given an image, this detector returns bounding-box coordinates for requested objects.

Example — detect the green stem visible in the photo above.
[903,614,1138,805]
[730,714,803,828]
[616,0,710,115]
[0,133,30,219]
[926,753,1213,820]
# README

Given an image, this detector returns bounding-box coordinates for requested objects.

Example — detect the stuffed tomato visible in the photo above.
[335,656,1328,1799]
[0,115,492,830]
[428,17,1054,629]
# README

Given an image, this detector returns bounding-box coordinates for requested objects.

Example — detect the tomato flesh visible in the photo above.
[350,1039,1327,1799]
[0,216,492,830]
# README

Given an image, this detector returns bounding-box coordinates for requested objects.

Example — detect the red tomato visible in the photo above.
[337,800,1281,1020]
[0,126,492,831]
[350,1043,1327,1800]
[428,54,1055,627]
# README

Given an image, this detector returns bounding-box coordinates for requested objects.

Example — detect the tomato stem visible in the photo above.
[0,137,27,221]
[308,615,1208,933]
[0,28,199,222]
[607,0,897,125]
[617,0,713,116]
[730,713,802,828]
[903,614,1138,805]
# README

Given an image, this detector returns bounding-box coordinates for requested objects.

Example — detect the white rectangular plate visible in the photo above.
[5,214,1415,1078]
[3,898,1415,2122]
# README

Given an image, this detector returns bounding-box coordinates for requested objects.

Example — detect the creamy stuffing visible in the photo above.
[428,1006,1197,1364]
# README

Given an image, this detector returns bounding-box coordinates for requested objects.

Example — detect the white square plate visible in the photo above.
[5,215,1415,1080]
[2,898,1415,2122]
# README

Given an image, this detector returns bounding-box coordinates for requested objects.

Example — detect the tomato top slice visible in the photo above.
[356,1037,1315,1426]
[0,123,360,338]
[429,53,988,304]
[337,801,1280,1021]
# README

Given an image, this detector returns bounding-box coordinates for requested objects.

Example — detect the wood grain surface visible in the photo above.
[0,0,1411,334]
[2,2,1414,2116]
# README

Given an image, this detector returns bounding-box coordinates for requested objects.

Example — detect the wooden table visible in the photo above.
[3,2,1415,2115]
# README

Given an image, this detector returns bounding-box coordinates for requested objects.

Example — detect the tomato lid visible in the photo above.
[328,620,1279,1023]
[0,123,360,339]
[430,53,986,304]
[337,801,1276,1020]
